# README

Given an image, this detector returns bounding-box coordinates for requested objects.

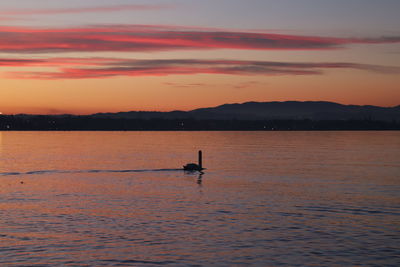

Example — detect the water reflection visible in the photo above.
[197,172,203,186]
[0,131,399,266]
[0,131,2,155]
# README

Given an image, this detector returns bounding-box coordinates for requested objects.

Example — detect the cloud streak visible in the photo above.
[2,57,398,80]
[233,81,263,89]
[0,25,399,54]
[164,82,207,88]
[0,4,171,16]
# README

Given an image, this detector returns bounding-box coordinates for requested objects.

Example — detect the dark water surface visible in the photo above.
[0,131,399,266]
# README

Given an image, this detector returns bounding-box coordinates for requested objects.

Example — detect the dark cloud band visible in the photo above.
[2,57,398,80]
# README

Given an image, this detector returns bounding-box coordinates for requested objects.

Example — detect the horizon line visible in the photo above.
[1,100,399,116]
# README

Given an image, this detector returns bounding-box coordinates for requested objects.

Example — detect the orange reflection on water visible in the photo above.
[0,131,399,265]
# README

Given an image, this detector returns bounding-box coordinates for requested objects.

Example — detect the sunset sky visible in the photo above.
[1,0,399,114]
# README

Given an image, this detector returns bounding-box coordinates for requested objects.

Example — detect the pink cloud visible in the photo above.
[0,25,399,54]
[0,57,115,67]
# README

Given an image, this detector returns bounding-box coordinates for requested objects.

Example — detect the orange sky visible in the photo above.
[0,1,399,114]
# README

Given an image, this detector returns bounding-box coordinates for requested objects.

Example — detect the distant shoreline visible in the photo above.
[1,115,399,131]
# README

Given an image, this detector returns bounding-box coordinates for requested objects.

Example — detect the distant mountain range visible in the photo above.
[94,101,400,121]
[2,101,399,130]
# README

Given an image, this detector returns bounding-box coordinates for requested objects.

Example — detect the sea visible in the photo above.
[0,131,399,266]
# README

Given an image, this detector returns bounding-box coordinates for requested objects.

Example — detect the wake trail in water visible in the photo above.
[0,168,183,176]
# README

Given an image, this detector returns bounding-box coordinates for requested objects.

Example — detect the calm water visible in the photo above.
[0,131,399,266]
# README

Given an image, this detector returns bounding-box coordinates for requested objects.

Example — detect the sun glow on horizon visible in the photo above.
[0,1,399,114]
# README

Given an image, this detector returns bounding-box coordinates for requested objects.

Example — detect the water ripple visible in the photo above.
[101,259,177,265]
[0,168,183,177]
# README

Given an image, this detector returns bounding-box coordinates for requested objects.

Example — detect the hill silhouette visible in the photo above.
[1,101,399,130]
[94,101,400,121]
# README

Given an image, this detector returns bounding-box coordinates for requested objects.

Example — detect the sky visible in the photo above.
[0,0,399,114]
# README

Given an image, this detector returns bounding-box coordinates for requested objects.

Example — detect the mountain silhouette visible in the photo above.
[2,101,399,130]
[94,101,400,121]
